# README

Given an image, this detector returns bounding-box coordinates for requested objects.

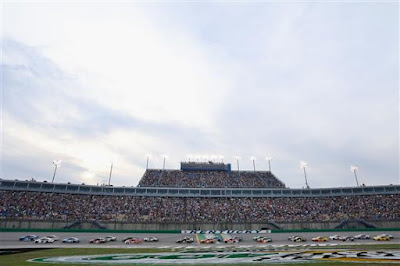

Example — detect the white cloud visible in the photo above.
[2,2,398,187]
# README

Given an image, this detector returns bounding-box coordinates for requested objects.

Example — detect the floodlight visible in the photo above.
[300,161,308,168]
[350,165,358,172]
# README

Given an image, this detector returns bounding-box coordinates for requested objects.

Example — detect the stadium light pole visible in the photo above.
[146,154,151,169]
[351,165,360,187]
[300,161,309,188]
[266,157,272,172]
[108,162,113,186]
[162,155,168,170]
[219,155,224,163]
[234,156,240,172]
[251,156,256,172]
[51,160,61,183]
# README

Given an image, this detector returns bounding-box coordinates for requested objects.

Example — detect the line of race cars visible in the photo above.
[18,233,394,244]
[19,235,188,245]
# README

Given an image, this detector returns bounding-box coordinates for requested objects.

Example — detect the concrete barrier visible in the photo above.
[0,219,399,231]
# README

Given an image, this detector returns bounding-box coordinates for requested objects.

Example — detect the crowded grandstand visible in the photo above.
[0,161,399,230]
[138,162,285,188]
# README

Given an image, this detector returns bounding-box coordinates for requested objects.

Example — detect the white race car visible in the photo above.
[354,234,370,240]
[34,237,55,244]
[104,236,117,242]
[44,235,60,241]
[176,236,194,243]
[329,235,342,240]
[143,236,159,242]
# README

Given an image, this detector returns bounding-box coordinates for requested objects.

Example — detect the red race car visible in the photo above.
[200,238,216,244]
[89,238,106,244]
[124,237,142,244]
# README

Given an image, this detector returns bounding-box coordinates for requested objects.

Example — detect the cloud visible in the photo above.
[1,2,398,188]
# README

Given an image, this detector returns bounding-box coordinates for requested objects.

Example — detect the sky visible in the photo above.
[1,1,399,188]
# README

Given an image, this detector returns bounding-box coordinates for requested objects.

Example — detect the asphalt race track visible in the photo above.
[2,231,399,249]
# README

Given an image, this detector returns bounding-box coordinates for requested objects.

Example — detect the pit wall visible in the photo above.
[0,219,399,231]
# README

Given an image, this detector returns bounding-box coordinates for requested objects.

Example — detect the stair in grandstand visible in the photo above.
[63,220,107,229]
[266,221,282,230]
[335,219,377,229]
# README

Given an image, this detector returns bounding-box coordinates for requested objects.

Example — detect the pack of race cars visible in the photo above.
[18,233,395,244]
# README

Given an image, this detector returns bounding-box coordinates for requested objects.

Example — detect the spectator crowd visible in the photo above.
[138,170,285,188]
[1,190,398,223]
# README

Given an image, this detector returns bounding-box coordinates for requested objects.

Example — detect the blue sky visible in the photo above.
[1,1,399,188]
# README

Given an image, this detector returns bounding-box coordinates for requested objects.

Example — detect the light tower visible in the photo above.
[300,161,309,188]
[108,162,113,186]
[162,155,168,170]
[266,156,272,172]
[145,154,151,169]
[250,156,256,172]
[51,160,61,183]
[351,165,360,187]
[234,156,240,172]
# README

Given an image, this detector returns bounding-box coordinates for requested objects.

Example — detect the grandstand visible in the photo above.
[138,162,285,188]
[0,161,399,231]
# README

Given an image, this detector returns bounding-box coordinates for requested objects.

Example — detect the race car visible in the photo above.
[253,236,264,241]
[124,237,142,244]
[122,236,135,242]
[354,234,370,240]
[376,234,394,239]
[223,237,240,244]
[200,238,216,244]
[255,237,272,243]
[143,236,159,242]
[288,236,306,242]
[329,235,342,240]
[19,235,39,241]
[232,236,243,242]
[34,237,55,244]
[176,236,194,243]
[104,236,117,242]
[44,235,60,241]
[312,236,328,242]
[338,236,355,241]
[89,238,106,244]
[373,235,390,241]
[62,237,80,243]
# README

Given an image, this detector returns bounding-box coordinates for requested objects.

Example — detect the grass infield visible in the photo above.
[1,245,399,266]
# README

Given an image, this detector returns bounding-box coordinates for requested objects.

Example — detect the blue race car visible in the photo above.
[62,237,80,243]
[19,235,39,241]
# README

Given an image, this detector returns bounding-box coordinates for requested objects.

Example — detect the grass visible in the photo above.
[1,246,399,266]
